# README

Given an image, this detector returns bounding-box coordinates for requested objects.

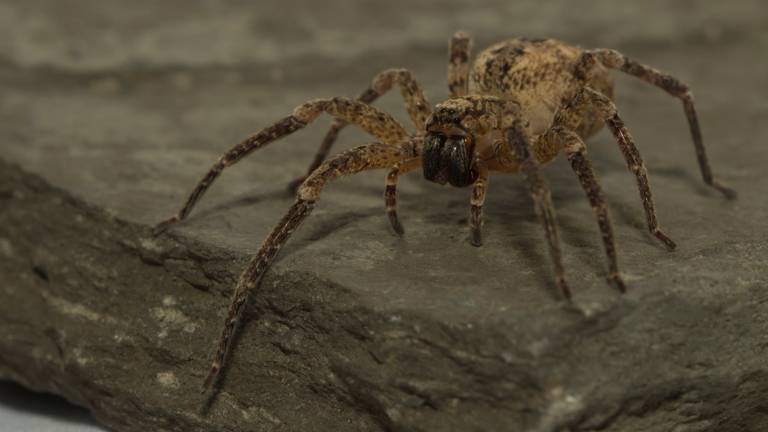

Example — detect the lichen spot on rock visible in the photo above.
[156,371,180,389]
[151,304,198,337]
[0,238,14,257]
[162,295,178,307]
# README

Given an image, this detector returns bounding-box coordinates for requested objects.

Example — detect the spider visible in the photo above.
[153,32,734,393]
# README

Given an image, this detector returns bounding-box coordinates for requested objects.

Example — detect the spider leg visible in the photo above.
[203,141,413,393]
[540,127,627,291]
[384,157,421,236]
[469,163,489,246]
[288,68,432,192]
[448,31,472,97]
[154,97,408,234]
[577,49,735,199]
[506,124,571,300]
[554,87,677,251]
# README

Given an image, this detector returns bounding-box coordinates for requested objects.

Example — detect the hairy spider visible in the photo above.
[154,32,734,393]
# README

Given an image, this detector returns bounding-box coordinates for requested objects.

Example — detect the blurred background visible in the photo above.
[0,0,764,244]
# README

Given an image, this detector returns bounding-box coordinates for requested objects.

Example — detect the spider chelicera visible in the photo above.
[153,32,734,393]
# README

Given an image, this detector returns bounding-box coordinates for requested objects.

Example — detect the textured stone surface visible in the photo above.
[1,1,767,431]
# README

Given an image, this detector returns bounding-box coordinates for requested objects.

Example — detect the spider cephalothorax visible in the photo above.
[422,96,525,187]
[422,99,491,187]
[153,32,735,395]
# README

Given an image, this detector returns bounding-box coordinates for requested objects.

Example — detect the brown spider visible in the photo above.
[153,32,734,393]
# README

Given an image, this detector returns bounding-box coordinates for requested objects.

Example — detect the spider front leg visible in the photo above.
[154,97,408,234]
[288,68,432,192]
[384,157,421,236]
[469,163,489,247]
[577,49,735,199]
[506,124,571,299]
[203,141,413,393]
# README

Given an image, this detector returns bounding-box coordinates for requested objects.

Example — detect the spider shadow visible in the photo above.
[381,163,617,300]
[185,188,383,259]
[652,165,725,198]
[291,206,381,251]
[180,189,292,226]
[592,155,725,237]
[486,179,611,300]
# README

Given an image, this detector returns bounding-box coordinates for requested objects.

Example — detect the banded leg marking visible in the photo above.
[155,97,408,234]
[384,158,421,236]
[575,49,735,198]
[203,141,410,393]
[290,68,431,192]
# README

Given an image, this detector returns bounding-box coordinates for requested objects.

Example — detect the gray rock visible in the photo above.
[1,1,767,431]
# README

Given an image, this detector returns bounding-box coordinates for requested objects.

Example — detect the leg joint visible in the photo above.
[297,181,323,201]
[293,99,329,123]
[372,68,413,93]
[563,137,587,156]
[591,48,625,68]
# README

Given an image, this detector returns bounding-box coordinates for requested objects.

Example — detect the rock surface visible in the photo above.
[1,1,767,431]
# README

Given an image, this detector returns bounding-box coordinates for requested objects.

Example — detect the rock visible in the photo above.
[1,1,767,431]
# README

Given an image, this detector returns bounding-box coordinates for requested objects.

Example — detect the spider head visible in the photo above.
[422,130,477,187]
[422,99,493,187]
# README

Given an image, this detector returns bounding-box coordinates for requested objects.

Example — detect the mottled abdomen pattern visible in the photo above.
[471,38,614,138]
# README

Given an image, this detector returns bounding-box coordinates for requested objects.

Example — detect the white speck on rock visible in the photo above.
[42,291,117,324]
[152,306,188,325]
[0,238,13,257]
[152,305,198,338]
[139,237,164,253]
[113,332,132,343]
[385,408,402,422]
[532,388,584,432]
[251,407,282,425]
[162,295,178,307]
[72,347,91,366]
[156,371,180,389]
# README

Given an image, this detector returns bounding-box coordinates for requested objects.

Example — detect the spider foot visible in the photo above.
[201,364,220,395]
[652,228,677,251]
[608,272,627,293]
[152,215,180,236]
[387,210,405,236]
[709,178,737,200]
[469,227,483,247]
[556,276,573,301]
[287,176,307,195]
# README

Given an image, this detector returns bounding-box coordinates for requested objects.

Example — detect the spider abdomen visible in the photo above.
[471,38,614,138]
